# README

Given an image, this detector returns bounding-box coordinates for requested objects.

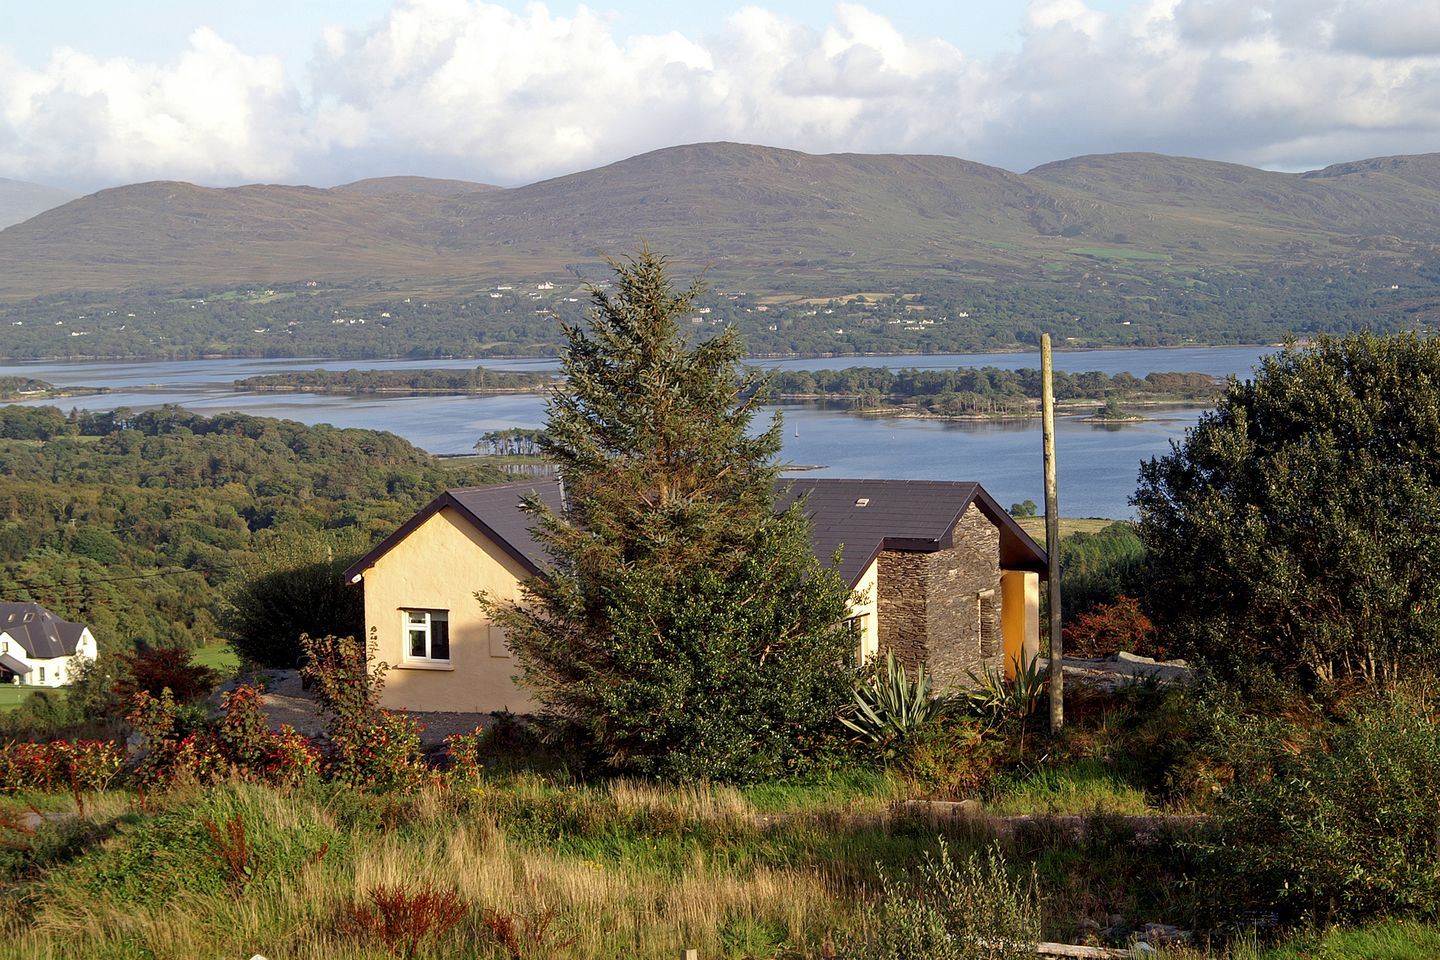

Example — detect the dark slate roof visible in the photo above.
[345,478,1047,588]
[779,478,1048,586]
[343,480,565,583]
[0,603,88,659]
[0,652,31,675]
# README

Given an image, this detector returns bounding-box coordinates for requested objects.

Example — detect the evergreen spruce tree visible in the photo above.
[491,249,856,781]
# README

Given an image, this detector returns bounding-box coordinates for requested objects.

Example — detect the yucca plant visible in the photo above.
[962,655,1048,728]
[840,651,949,746]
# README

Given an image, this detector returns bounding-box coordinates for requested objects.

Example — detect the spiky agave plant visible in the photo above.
[839,651,949,745]
[962,654,1048,728]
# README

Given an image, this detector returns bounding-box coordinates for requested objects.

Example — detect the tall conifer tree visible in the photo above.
[492,249,856,781]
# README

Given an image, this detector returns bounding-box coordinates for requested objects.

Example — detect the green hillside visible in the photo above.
[2,142,1440,357]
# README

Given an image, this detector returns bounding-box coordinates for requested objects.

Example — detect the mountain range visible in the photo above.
[0,178,78,232]
[2,142,1440,301]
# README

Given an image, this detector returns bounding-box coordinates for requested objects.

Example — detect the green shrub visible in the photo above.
[1136,334,1440,688]
[1056,522,1145,621]
[846,841,1040,960]
[223,531,367,668]
[1198,693,1440,924]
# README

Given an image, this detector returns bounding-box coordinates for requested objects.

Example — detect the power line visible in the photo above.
[8,566,200,589]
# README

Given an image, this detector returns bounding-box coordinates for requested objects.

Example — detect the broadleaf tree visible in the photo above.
[488,248,857,781]
[1134,333,1440,688]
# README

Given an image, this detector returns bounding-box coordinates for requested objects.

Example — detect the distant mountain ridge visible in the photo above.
[3,142,1440,299]
[333,176,499,197]
[0,177,78,231]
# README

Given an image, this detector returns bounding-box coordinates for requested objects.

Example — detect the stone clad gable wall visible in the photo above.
[875,503,1004,690]
[925,503,1004,688]
[877,549,929,668]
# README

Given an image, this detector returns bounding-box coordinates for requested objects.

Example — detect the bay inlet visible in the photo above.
[0,346,1275,519]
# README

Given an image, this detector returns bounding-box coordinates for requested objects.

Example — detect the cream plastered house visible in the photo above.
[0,602,98,687]
[343,478,1047,714]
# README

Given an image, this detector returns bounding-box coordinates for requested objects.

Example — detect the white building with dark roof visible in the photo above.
[0,603,97,687]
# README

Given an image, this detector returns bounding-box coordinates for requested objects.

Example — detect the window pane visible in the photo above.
[431,617,450,660]
[407,611,426,625]
[408,628,427,658]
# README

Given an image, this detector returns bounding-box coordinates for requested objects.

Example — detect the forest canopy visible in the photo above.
[0,405,504,656]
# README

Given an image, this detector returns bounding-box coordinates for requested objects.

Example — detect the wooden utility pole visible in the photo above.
[1041,334,1064,732]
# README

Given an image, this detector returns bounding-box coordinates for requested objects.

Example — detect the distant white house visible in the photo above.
[0,603,97,688]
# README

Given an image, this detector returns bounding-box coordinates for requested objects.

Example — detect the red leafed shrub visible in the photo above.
[480,906,577,960]
[301,634,432,790]
[264,724,321,787]
[128,684,320,789]
[0,739,123,794]
[114,647,220,703]
[443,727,485,790]
[127,688,203,787]
[0,742,53,793]
[1062,595,1164,660]
[344,883,469,958]
[217,684,320,786]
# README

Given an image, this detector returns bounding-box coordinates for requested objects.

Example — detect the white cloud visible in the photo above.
[0,28,310,183]
[2,0,1440,188]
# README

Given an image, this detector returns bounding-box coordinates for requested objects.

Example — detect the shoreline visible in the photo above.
[788,398,1212,423]
[0,343,1279,367]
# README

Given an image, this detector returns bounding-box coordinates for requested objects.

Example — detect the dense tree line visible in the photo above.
[0,262,1427,361]
[768,366,1219,415]
[474,429,546,457]
[0,405,504,656]
[235,368,556,393]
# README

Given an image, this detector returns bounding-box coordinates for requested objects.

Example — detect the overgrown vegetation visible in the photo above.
[6,328,1440,955]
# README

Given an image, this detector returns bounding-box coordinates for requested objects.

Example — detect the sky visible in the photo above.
[3,0,1440,191]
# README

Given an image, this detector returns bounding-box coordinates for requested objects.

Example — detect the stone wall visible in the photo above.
[926,503,1004,688]
[877,549,929,669]
[876,503,1004,690]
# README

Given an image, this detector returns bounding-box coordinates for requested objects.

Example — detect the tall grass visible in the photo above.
[0,778,866,959]
[983,760,1153,816]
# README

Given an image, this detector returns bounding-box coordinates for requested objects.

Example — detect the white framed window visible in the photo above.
[844,614,875,663]
[403,609,450,662]
[38,666,45,684]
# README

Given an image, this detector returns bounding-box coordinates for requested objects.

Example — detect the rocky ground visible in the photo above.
[231,669,496,747]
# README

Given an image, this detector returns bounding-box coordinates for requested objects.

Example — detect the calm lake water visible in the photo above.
[1,346,1276,519]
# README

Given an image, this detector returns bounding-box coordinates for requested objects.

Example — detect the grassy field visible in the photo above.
[191,641,241,677]
[0,685,63,713]
[1016,516,1120,539]
[0,768,1161,960]
[1067,246,1172,262]
[0,767,1431,959]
